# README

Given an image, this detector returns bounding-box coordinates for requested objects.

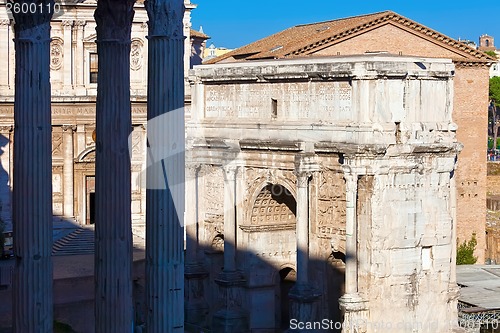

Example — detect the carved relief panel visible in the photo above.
[317,170,346,247]
[199,165,224,243]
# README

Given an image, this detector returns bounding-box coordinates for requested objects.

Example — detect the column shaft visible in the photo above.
[345,174,358,295]
[185,164,198,263]
[74,21,85,89]
[223,165,237,272]
[61,21,72,88]
[145,1,185,331]
[94,1,135,331]
[62,126,74,217]
[296,173,309,285]
[12,6,54,332]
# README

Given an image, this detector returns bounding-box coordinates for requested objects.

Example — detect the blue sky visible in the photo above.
[191,1,500,50]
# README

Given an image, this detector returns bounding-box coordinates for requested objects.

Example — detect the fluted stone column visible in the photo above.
[93,1,135,332]
[288,171,321,332]
[11,2,54,332]
[61,20,73,88]
[339,172,368,333]
[213,164,248,333]
[74,20,85,90]
[185,163,209,329]
[62,125,74,218]
[144,0,185,332]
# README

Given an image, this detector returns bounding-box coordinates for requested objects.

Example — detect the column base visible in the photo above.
[212,270,249,333]
[339,293,369,333]
[184,263,209,329]
[286,283,322,332]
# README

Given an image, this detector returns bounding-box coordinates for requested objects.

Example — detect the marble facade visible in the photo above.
[0,0,202,234]
[186,56,463,332]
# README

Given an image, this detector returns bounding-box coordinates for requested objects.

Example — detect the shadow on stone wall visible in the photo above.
[185,238,346,333]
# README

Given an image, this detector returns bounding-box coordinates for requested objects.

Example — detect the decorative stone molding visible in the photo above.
[0,20,11,26]
[130,38,143,70]
[50,38,63,70]
[239,223,295,233]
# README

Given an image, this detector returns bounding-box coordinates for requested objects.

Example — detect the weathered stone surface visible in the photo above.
[188,55,460,332]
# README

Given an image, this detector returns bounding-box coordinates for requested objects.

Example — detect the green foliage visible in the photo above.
[491,77,500,107]
[456,233,478,265]
[488,137,500,149]
[485,50,498,58]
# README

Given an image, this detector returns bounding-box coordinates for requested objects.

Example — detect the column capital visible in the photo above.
[186,163,199,179]
[295,170,311,188]
[94,0,135,42]
[11,0,54,41]
[145,0,183,38]
[62,125,76,132]
[0,125,13,133]
[74,20,86,28]
[61,20,73,29]
[0,19,11,26]
[222,164,238,182]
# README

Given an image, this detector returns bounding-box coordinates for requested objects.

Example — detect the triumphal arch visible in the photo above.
[186,55,463,332]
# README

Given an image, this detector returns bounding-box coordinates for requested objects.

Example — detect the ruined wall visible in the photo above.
[189,56,460,332]
[362,162,456,332]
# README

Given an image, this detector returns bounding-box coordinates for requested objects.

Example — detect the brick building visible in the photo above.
[207,11,495,262]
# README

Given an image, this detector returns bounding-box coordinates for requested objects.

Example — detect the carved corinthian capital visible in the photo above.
[145,0,184,38]
[9,0,54,40]
[94,0,136,42]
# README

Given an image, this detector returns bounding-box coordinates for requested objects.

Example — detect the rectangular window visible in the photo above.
[90,53,98,84]
[271,98,278,118]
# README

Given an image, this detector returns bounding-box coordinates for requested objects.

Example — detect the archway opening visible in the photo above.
[278,267,296,330]
[251,184,296,225]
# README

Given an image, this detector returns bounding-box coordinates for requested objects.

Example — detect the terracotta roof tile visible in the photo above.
[191,29,210,40]
[206,11,495,64]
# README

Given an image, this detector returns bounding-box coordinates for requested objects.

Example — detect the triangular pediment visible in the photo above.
[208,11,494,64]
[83,33,97,43]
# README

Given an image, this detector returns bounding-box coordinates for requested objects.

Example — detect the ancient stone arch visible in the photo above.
[249,183,296,226]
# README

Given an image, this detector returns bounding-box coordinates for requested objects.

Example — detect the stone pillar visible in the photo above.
[11,2,54,332]
[144,0,185,332]
[0,125,12,231]
[185,163,209,330]
[339,173,368,333]
[74,20,85,90]
[61,20,73,88]
[288,171,321,331]
[212,164,249,333]
[62,125,74,218]
[93,1,135,332]
[0,20,11,90]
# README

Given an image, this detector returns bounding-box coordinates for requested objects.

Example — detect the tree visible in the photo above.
[456,233,478,265]
[489,77,500,149]
[485,50,498,59]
